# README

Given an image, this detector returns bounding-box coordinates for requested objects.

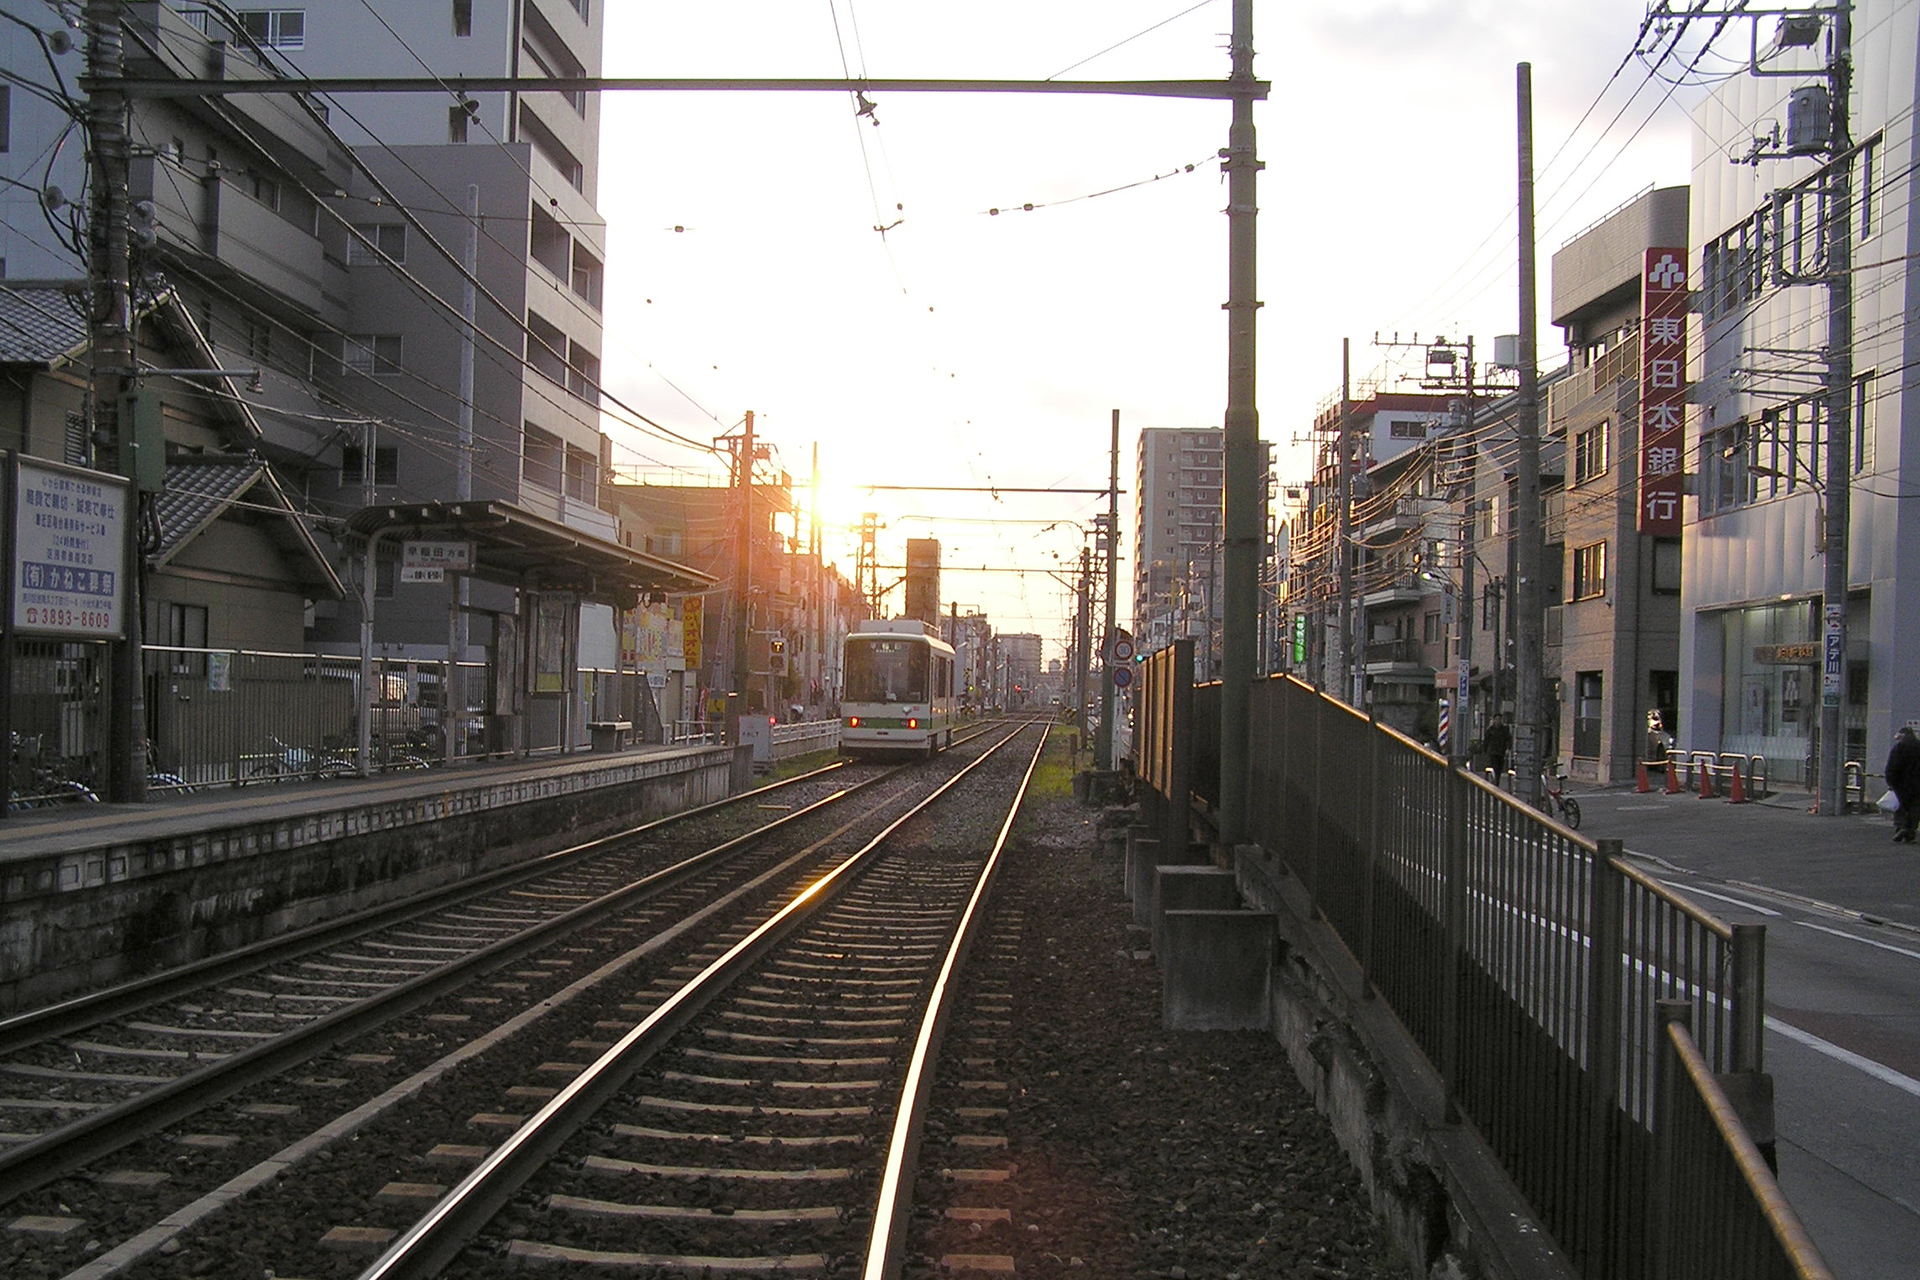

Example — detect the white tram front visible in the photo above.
[840,620,957,757]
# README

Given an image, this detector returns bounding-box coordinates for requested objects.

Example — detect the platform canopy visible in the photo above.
[344,500,713,605]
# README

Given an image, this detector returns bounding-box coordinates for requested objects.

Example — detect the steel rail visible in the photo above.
[355,719,1042,1280]
[0,756,850,1056]
[0,759,911,1205]
[863,726,1048,1279]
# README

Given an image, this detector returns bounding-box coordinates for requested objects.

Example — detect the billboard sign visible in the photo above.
[1638,248,1688,535]
[11,456,130,638]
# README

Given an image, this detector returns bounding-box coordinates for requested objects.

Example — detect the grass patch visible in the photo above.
[1026,726,1078,800]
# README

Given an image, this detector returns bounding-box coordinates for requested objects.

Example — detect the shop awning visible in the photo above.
[343,499,714,605]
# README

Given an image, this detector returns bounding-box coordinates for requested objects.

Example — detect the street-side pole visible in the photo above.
[1099,410,1121,770]
[1453,340,1477,769]
[86,1,146,802]
[732,410,756,715]
[1336,339,1353,703]
[1512,63,1546,809]
[1217,0,1260,846]
[1819,9,1854,816]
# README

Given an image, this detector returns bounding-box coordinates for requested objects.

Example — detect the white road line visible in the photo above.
[1657,880,1781,917]
[1767,1015,1920,1100]
[1795,920,1920,962]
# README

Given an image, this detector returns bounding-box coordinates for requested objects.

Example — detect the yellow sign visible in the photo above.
[681,597,703,671]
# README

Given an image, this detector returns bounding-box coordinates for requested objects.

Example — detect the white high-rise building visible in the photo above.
[1133,428,1225,671]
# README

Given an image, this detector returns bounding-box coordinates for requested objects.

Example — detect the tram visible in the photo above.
[840,620,958,757]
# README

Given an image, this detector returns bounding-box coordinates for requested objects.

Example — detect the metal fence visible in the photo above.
[7,638,108,805]
[1134,661,1826,1280]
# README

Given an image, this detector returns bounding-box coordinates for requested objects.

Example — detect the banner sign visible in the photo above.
[1638,248,1688,535]
[12,456,130,638]
[681,597,704,671]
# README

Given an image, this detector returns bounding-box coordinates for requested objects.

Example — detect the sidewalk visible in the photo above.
[1570,780,1920,933]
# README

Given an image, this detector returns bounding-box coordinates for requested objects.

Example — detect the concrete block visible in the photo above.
[1160,909,1274,1030]
[1152,864,1240,959]
[1125,834,1162,927]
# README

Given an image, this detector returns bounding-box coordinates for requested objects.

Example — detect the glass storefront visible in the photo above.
[1720,597,1868,786]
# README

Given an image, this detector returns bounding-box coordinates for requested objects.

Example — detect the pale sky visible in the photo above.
[591,2,1695,657]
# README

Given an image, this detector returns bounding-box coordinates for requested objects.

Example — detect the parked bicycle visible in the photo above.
[7,733,101,808]
[247,734,351,783]
[1538,767,1582,830]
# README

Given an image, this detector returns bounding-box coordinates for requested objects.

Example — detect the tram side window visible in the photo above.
[847,641,930,703]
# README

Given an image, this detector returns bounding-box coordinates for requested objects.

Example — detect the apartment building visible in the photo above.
[1133,428,1228,675]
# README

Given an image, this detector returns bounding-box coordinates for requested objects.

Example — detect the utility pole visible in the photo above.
[1098,409,1120,770]
[1335,339,1354,703]
[731,410,756,711]
[87,1,145,803]
[1818,8,1854,817]
[1512,63,1546,808]
[1076,546,1091,739]
[1217,0,1260,846]
[1452,340,1478,768]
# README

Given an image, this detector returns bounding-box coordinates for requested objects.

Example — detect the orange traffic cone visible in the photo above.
[1637,760,1652,793]
[1665,758,1684,794]
[1698,759,1718,799]
[1727,763,1747,804]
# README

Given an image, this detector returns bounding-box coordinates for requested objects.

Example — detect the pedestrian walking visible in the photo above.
[1483,714,1512,780]
[1885,726,1920,842]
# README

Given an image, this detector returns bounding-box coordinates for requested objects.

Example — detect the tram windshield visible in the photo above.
[845,640,928,704]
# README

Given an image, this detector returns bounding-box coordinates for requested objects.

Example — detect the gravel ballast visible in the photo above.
[907,749,1405,1279]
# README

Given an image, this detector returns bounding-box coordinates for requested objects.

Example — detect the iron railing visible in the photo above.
[1134,663,1825,1280]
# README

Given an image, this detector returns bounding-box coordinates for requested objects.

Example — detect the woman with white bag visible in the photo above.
[1884,726,1920,842]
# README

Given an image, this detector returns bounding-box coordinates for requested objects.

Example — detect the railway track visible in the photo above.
[0,723,1031,1276]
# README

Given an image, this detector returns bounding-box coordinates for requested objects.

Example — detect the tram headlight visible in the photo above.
[848,716,860,728]
[908,717,919,729]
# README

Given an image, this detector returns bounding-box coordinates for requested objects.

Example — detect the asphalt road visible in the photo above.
[1577,784,1920,1280]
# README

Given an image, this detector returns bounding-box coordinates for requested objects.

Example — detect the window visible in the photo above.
[376,552,396,599]
[529,202,570,278]
[247,171,281,211]
[1854,371,1874,474]
[565,0,589,21]
[1703,211,1764,321]
[567,340,599,405]
[453,0,473,36]
[0,85,10,153]
[525,311,567,384]
[448,104,469,143]
[348,223,406,264]
[1652,537,1681,595]
[343,333,403,376]
[244,317,271,362]
[565,444,596,503]
[1422,610,1442,644]
[237,9,304,49]
[523,424,563,492]
[1388,418,1429,440]
[519,105,584,190]
[1573,672,1603,758]
[1701,421,1750,514]
[1572,541,1607,601]
[340,445,398,488]
[571,243,603,309]
[1573,420,1608,486]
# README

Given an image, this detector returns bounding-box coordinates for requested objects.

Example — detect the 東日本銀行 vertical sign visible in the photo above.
[1638,248,1688,535]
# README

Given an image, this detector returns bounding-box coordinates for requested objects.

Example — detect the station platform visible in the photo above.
[0,742,754,1013]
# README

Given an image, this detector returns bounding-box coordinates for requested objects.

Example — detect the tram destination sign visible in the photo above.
[10,456,129,639]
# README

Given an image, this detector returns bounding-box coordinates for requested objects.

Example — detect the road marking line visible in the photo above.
[1795,920,1920,962]
[1657,880,1780,917]
[1767,1016,1920,1099]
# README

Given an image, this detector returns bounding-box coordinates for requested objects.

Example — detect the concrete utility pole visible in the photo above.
[87,1,145,803]
[1098,409,1120,770]
[1818,8,1854,817]
[1453,340,1478,768]
[1217,0,1261,845]
[1076,546,1091,738]
[1512,64,1546,808]
[1335,338,1354,702]
[732,410,756,709]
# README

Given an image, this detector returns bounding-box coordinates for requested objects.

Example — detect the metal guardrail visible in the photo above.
[770,720,840,760]
[1134,660,1826,1280]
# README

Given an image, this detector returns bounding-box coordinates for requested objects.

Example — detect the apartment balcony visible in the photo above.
[1364,638,1431,675]
[515,485,619,542]
[200,179,326,311]
[1361,584,1427,610]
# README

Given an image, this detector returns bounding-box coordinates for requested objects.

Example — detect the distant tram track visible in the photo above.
[0,724,1022,1261]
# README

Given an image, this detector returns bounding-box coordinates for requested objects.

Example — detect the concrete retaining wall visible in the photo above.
[0,747,744,1012]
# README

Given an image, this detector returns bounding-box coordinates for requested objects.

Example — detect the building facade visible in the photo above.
[1683,3,1915,787]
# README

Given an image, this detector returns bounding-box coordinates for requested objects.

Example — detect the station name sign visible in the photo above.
[400,539,474,583]
[11,455,129,639]
[1754,642,1818,665]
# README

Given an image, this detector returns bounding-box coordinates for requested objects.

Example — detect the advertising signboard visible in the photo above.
[12,456,130,638]
[1638,248,1688,536]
